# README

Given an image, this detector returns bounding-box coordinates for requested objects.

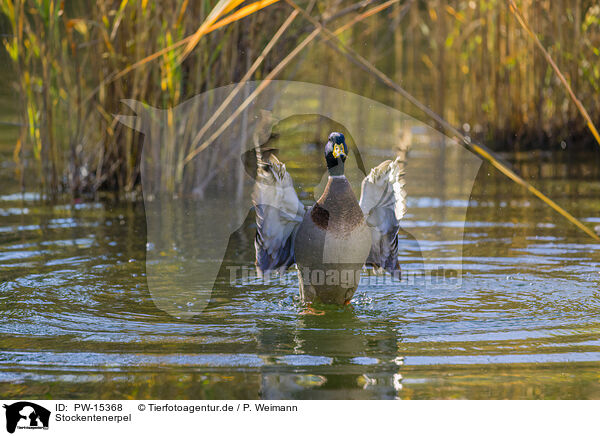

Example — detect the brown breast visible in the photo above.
[310,177,365,234]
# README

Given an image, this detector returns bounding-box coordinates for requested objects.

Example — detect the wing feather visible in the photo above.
[359,157,407,276]
[252,153,305,274]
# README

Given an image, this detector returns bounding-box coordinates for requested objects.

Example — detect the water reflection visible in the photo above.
[256,309,404,399]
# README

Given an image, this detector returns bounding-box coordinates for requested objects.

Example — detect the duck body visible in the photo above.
[252,131,407,306]
[294,176,371,304]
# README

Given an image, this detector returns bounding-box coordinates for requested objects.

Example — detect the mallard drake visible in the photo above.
[252,132,406,305]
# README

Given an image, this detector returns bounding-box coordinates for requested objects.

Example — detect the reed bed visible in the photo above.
[0,0,599,198]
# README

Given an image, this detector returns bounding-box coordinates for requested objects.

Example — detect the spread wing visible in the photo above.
[359,157,407,276]
[252,152,306,274]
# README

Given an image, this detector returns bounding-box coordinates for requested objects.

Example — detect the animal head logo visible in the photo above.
[3,402,50,434]
[116,81,482,318]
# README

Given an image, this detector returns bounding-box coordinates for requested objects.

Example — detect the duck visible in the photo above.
[252,132,407,305]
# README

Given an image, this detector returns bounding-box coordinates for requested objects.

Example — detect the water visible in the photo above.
[1,127,600,399]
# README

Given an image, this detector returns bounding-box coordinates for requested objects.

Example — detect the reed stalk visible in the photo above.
[508,0,600,149]
[183,0,404,164]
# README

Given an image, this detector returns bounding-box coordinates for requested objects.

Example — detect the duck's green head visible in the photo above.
[325,132,347,176]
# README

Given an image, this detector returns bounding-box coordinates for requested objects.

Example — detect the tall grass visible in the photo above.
[0,0,295,196]
[0,0,599,197]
